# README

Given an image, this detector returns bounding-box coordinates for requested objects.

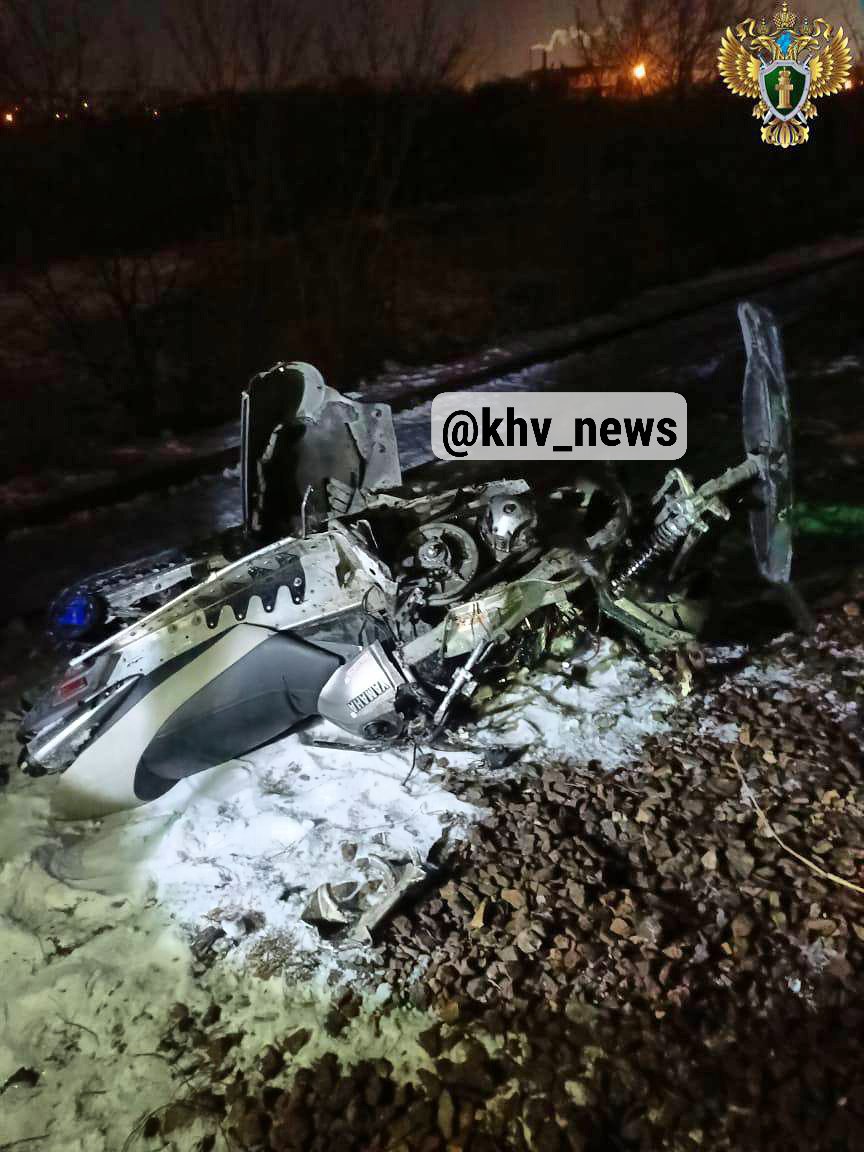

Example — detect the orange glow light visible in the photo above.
[633,62,647,81]
[4,112,14,124]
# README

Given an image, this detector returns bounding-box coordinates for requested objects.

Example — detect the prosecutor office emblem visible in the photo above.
[718,2,852,147]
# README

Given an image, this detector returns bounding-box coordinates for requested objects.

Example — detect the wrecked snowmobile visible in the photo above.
[20,302,795,816]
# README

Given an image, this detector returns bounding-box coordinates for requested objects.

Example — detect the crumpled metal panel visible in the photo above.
[241,361,402,536]
[70,528,397,687]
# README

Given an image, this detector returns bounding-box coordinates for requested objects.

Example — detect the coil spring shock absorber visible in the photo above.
[610,516,691,595]
[608,462,758,598]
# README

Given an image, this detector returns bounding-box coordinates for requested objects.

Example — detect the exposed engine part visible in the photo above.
[599,587,708,652]
[397,522,480,606]
[480,494,539,562]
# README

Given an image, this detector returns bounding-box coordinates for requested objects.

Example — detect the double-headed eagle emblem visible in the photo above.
[718,2,852,147]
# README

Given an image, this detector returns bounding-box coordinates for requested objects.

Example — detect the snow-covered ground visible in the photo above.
[467,652,677,769]
[0,641,678,1151]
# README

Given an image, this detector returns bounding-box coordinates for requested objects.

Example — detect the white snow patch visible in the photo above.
[821,354,861,376]
[139,735,480,969]
[0,768,198,1150]
[708,643,861,740]
[703,644,748,665]
[465,640,678,769]
[697,717,741,744]
[0,728,472,1150]
[732,661,806,694]
[0,644,684,1149]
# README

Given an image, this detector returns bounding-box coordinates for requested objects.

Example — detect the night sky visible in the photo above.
[122,0,584,82]
[107,0,860,87]
[474,0,857,79]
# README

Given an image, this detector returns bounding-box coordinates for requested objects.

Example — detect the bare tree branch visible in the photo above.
[243,0,311,90]
[322,0,476,90]
[163,0,246,94]
[570,0,747,94]
[163,0,311,94]
[0,0,107,96]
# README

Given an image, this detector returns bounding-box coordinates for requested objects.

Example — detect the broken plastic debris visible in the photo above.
[301,859,428,942]
[302,883,356,931]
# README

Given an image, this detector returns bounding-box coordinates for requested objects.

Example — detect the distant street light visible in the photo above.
[633,62,647,81]
[3,112,13,124]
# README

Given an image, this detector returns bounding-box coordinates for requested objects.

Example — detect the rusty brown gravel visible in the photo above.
[155,601,864,1152]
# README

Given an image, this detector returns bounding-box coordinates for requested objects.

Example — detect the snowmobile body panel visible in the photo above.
[24,527,395,793]
[241,360,401,537]
[69,528,395,691]
[318,641,409,740]
[55,625,270,816]
[136,630,342,797]
[54,624,343,817]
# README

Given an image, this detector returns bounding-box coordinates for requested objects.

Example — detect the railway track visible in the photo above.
[4,232,864,538]
[2,242,863,624]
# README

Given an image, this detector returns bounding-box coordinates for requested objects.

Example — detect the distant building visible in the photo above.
[526,53,632,98]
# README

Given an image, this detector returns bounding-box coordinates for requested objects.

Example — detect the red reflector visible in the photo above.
[58,675,87,701]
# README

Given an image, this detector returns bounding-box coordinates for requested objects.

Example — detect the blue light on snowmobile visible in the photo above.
[57,595,90,627]
[50,591,102,641]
